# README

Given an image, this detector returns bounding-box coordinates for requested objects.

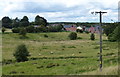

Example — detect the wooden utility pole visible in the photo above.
[95,11,107,71]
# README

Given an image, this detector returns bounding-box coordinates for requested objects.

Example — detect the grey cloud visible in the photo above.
[13,2,79,13]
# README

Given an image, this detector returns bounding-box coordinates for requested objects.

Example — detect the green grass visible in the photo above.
[2,32,118,75]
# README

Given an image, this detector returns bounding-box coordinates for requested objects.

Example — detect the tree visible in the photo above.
[12,28,20,33]
[2,27,6,33]
[68,32,77,40]
[19,28,27,37]
[108,25,120,42]
[12,17,20,28]
[90,33,95,40]
[13,44,30,62]
[103,23,118,36]
[2,16,12,28]
[113,25,120,41]
[20,16,29,27]
[26,26,35,33]
[48,24,63,32]
[35,15,47,26]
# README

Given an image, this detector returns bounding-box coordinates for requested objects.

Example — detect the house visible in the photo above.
[89,26,95,33]
[88,25,103,33]
[77,26,82,30]
[63,25,77,32]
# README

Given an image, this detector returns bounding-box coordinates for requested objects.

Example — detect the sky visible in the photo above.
[0,0,119,22]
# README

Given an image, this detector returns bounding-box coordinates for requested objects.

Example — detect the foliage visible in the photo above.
[44,34,48,38]
[48,25,63,32]
[76,29,83,33]
[90,33,95,40]
[35,15,47,26]
[26,26,35,33]
[13,44,30,62]
[108,25,120,42]
[85,31,89,34]
[103,23,118,36]
[12,17,20,28]
[112,26,120,42]
[68,32,77,40]
[108,33,116,42]
[19,28,27,37]
[35,26,48,33]
[12,28,20,33]
[2,16,12,28]
[20,16,29,27]
[2,27,6,33]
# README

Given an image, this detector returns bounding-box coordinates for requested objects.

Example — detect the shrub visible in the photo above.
[19,28,27,37]
[12,28,20,33]
[108,33,116,42]
[44,34,48,38]
[26,26,35,33]
[13,44,30,62]
[85,31,89,34]
[77,37,82,39]
[35,26,48,33]
[48,25,63,32]
[68,32,77,40]
[2,27,6,33]
[90,33,95,40]
[76,29,83,33]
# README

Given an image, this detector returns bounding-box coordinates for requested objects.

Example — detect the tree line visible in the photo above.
[2,15,63,33]
[2,15,47,28]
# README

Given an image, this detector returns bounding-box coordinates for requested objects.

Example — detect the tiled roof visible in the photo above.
[65,27,77,32]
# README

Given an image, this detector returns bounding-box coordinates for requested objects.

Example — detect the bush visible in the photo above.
[35,26,48,33]
[76,29,83,33]
[90,33,95,40]
[2,27,6,33]
[77,37,82,39]
[68,32,77,40]
[12,28,20,33]
[48,25,63,32]
[19,28,27,37]
[85,31,89,34]
[44,34,48,38]
[108,33,116,42]
[13,44,30,62]
[26,26,35,33]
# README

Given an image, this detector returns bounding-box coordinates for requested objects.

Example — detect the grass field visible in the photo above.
[2,30,118,75]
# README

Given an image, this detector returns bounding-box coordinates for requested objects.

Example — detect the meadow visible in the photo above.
[2,30,118,75]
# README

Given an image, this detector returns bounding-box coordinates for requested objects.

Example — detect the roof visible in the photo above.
[77,26,82,30]
[63,25,73,28]
[65,27,77,32]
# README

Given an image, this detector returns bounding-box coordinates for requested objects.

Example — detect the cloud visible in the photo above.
[0,0,119,22]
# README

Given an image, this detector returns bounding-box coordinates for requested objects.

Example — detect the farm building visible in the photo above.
[88,25,103,33]
[63,25,77,32]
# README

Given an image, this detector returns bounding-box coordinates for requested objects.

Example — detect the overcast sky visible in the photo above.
[0,0,119,22]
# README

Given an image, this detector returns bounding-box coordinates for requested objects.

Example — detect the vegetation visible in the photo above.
[35,15,47,26]
[68,32,77,40]
[12,28,20,33]
[76,29,83,33]
[2,27,6,33]
[2,31,118,75]
[26,25,35,33]
[20,16,29,27]
[13,44,30,62]
[90,33,95,40]
[19,28,27,37]
[48,24,63,32]
[2,16,12,28]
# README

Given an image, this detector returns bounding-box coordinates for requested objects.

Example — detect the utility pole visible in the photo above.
[95,11,107,71]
